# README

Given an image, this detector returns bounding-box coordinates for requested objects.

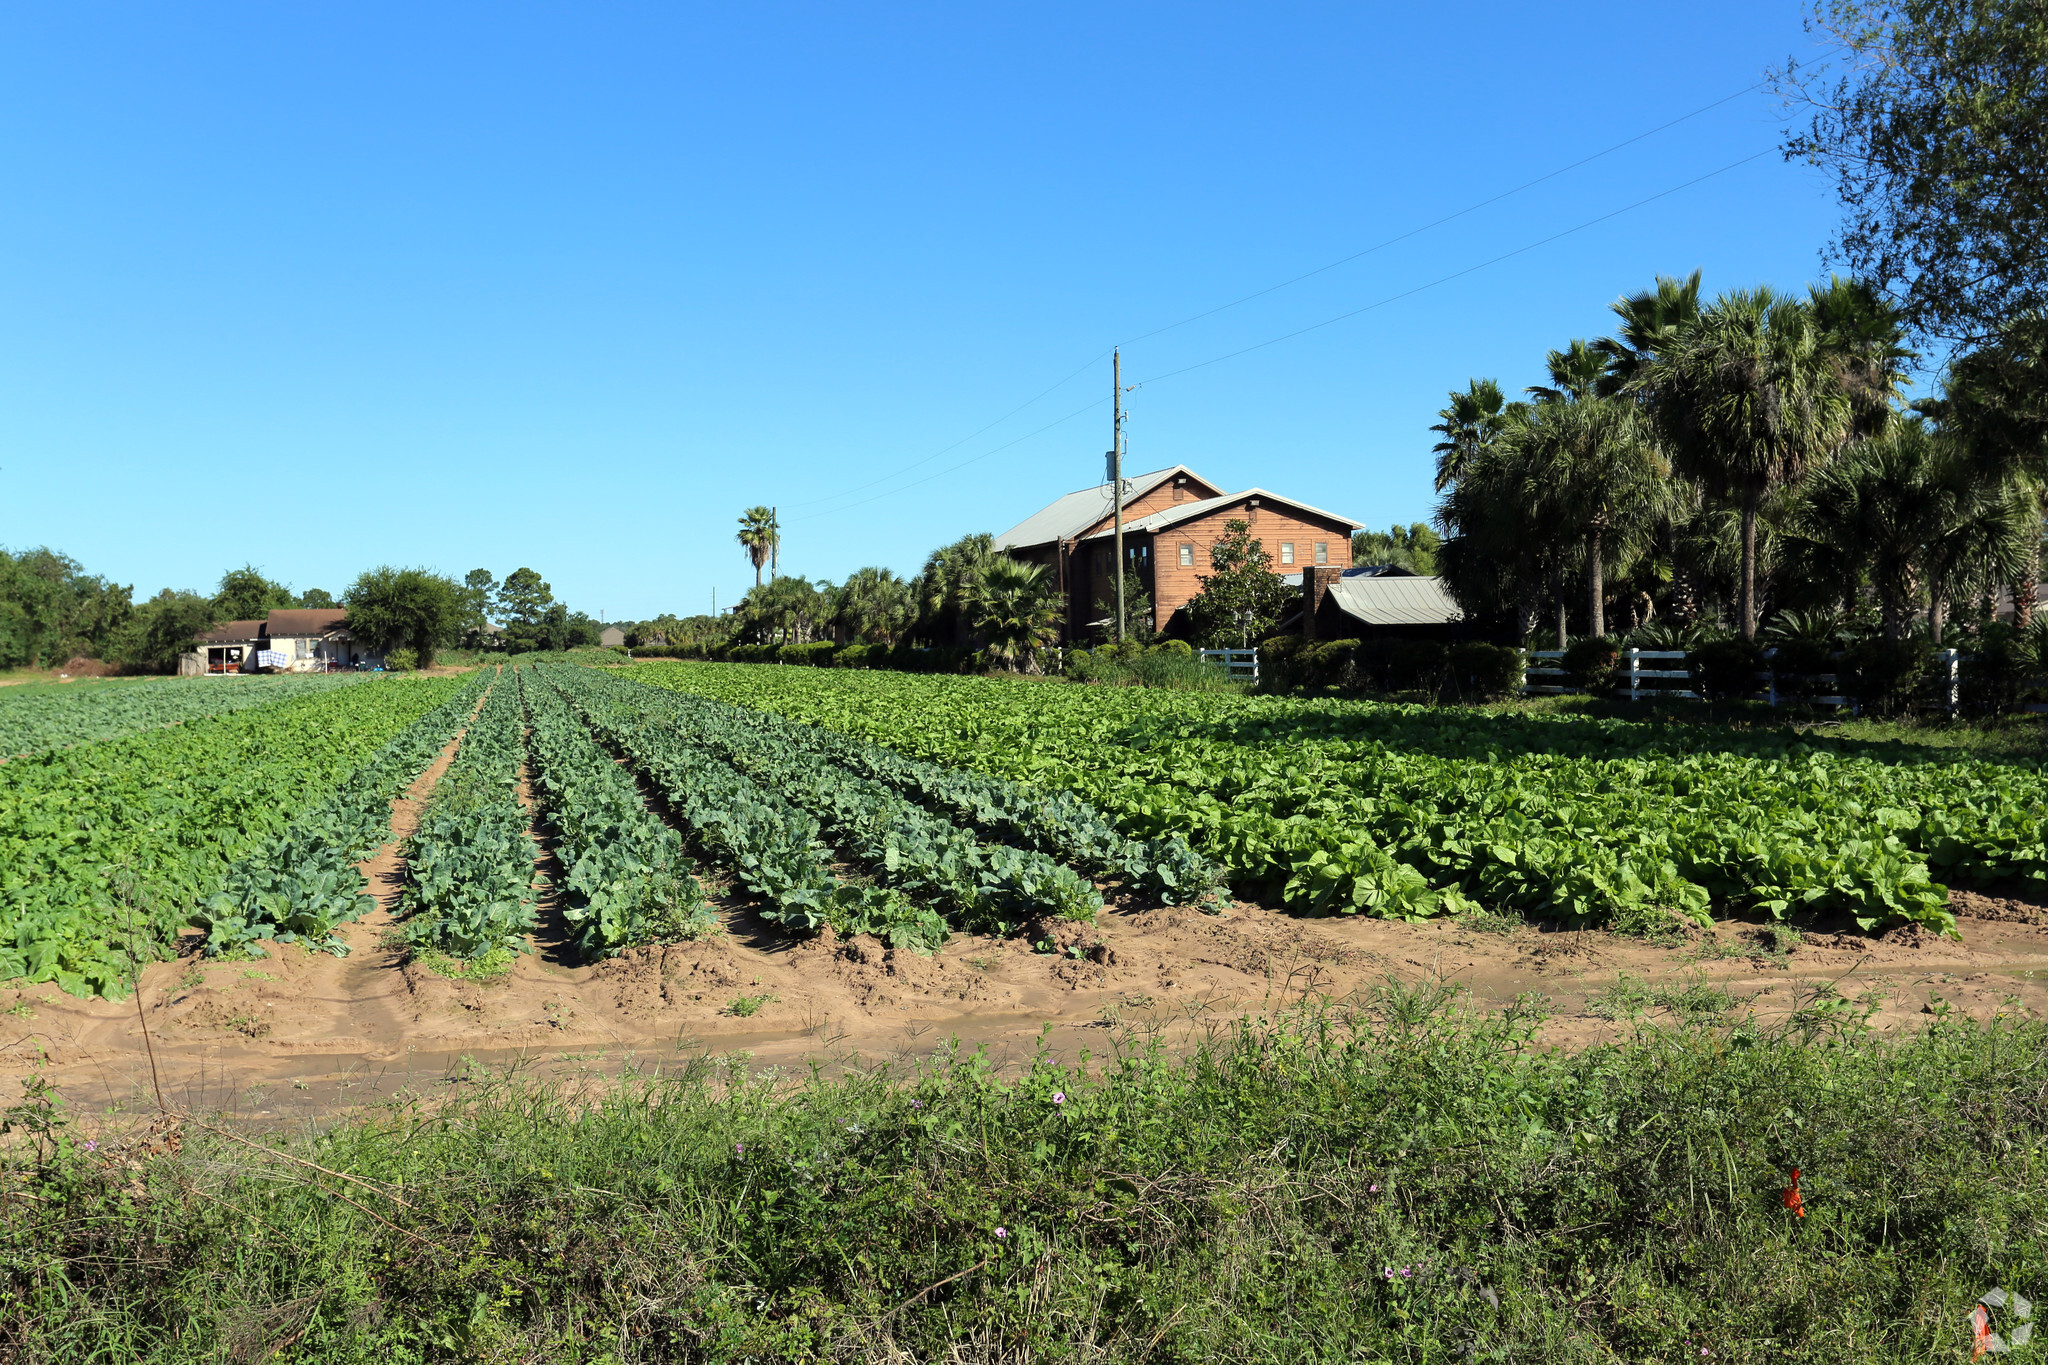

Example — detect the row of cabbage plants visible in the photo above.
[632,662,2048,937]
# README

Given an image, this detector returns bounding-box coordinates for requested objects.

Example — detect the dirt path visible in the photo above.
[10,876,2048,1125]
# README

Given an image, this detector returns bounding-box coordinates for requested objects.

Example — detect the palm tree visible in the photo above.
[1808,275,1914,440]
[1436,404,1580,645]
[1525,339,1608,404]
[736,506,779,587]
[1595,270,1703,397]
[1521,397,1668,639]
[1793,419,2035,641]
[1922,321,2048,624]
[1429,379,1512,492]
[967,556,1061,671]
[833,566,917,643]
[915,533,996,645]
[1641,288,1855,639]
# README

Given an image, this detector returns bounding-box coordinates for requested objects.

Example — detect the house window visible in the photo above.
[1179,543,1194,567]
[1280,542,1295,565]
[1314,542,1329,566]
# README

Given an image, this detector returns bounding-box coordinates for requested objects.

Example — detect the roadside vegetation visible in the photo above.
[3,991,2040,1362]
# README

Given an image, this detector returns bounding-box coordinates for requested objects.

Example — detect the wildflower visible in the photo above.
[994,1227,1008,1240]
[1401,1266,1413,1279]
[1052,1092,1066,1106]
[734,1143,745,1155]
[1369,1183,1380,1193]
[1383,1267,1395,1280]
[82,1140,97,1153]
[910,1099,922,1108]
[1780,1168,1806,1218]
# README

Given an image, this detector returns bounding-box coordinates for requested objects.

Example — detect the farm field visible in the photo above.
[0,659,2045,1358]
[0,671,366,759]
[635,661,2048,939]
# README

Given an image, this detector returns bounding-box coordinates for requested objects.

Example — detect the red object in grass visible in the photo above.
[1780,1168,1806,1218]
[1971,1303,1993,1358]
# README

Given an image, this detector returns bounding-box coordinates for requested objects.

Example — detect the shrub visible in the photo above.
[1690,639,1764,702]
[1562,636,1620,693]
[1297,639,1360,691]
[1254,635,1308,692]
[836,643,873,669]
[1356,638,1449,697]
[1446,642,1522,701]
[1840,637,1936,717]
[1959,623,2035,717]
[1767,639,1837,702]
[384,648,419,672]
[1153,638,1194,656]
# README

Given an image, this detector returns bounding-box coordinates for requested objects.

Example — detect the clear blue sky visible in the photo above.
[0,2,1847,620]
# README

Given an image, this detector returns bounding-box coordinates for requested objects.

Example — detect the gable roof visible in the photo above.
[1078,488,1366,539]
[994,466,1210,550]
[1323,575,1464,627]
[263,608,350,638]
[199,619,267,645]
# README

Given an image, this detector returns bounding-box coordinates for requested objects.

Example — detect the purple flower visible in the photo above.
[1052,1092,1066,1106]
[1401,1266,1412,1279]
[82,1140,97,1153]
[994,1227,1008,1240]
[734,1144,745,1155]
[910,1099,922,1108]
[1383,1267,1395,1280]
[1369,1183,1380,1193]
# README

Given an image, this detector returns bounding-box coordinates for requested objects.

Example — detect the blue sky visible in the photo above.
[0,2,1848,620]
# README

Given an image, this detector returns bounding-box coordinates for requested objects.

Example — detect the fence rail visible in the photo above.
[1521,646,1971,713]
[1199,648,1260,683]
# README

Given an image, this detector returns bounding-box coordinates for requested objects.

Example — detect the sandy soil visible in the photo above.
[8,735,2048,1127]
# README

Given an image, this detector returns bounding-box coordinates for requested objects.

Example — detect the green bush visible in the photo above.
[1356,638,1449,697]
[1298,639,1360,691]
[1446,641,1522,701]
[1766,639,1836,702]
[1152,638,1194,656]
[1254,634,1307,692]
[383,648,418,672]
[1562,636,1620,693]
[1959,623,2035,717]
[1690,638,1764,702]
[1841,637,1936,717]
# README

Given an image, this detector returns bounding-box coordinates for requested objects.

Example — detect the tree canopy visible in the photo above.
[1779,0,2048,345]
[342,567,464,666]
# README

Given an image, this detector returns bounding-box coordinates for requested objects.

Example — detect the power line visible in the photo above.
[792,144,1778,523]
[1132,147,1777,389]
[777,72,1789,517]
[1115,73,1799,352]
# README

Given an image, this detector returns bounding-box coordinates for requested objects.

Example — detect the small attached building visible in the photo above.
[1300,566,1465,641]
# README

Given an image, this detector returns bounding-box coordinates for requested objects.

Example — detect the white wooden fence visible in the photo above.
[1199,648,1260,683]
[1521,646,1966,712]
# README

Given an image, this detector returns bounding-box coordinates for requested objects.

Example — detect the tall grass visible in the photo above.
[3,990,2043,1361]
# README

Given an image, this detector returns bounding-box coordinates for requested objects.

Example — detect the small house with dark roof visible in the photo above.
[995,465,1366,641]
[196,609,383,673]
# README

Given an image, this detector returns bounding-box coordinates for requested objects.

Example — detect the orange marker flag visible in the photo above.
[1780,1168,1806,1218]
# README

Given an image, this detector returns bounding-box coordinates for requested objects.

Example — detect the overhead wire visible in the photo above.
[781,66,1809,517]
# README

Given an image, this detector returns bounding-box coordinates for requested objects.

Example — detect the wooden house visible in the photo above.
[995,465,1365,641]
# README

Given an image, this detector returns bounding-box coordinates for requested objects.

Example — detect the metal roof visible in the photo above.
[992,466,1204,550]
[1077,488,1366,539]
[1323,575,1464,627]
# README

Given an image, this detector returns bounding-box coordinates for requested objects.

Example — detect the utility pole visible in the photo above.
[770,506,778,582]
[1112,350,1125,644]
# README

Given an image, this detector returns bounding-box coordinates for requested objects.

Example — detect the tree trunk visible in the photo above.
[1929,592,1945,645]
[1554,581,1567,650]
[2015,545,2039,630]
[1738,488,1759,641]
[1587,528,1605,639]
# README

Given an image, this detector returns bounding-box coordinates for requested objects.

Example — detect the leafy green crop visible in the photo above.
[0,675,460,997]
[191,672,489,959]
[555,665,1103,935]
[0,673,366,759]
[633,663,2048,936]
[400,670,539,960]
[518,666,716,957]
[538,663,947,952]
